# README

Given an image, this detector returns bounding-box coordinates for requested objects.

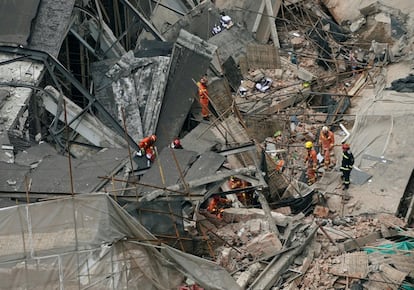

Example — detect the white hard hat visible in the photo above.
[322,126,328,132]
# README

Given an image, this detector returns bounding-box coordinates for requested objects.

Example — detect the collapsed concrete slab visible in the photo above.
[40,86,127,148]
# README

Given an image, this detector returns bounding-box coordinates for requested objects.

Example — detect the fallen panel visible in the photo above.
[137,147,198,195]
[41,86,127,148]
[222,56,243,91]
[350,167,372,185]
[185,151,225,181]
[162,1,217,42]
[0,162,30,193]
[21,148,128,193]
[209,26,256,65]
[0,194,184,289]
[329,251,369,278]
[122,199,187,237]
[155,30,217,149]
[29,0,76,57]
[0,133,13,164]
[184,151,226,196]
[181,123,223,154]
[102,52,171,141]
[90,58,119,126]
[14,142,57,166]
[246,44,281,69]
[0,0,40,46]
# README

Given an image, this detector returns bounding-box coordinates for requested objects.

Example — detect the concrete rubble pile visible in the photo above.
[0,0,413,289]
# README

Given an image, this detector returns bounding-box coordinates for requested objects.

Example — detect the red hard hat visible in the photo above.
[173,138,181,146]
[342,143,350,150]
[150,135,157,142]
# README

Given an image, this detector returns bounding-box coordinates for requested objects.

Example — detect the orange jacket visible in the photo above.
[197,82,208,98]
[305,149,318,168]
[197,82,209,117]
[139,136,155,150]
[319,130,335,150]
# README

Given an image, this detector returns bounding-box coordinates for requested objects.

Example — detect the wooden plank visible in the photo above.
[256,0,282,47]
[246,44,281,69]
[365,265,407,290]
[380,264,407,286]
[329,251,369,279]
[342,231,381,252]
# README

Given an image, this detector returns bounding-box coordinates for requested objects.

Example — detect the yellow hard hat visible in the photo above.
[305,141,313,149]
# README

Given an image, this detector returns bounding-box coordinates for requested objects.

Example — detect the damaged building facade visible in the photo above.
[0,0,414,289]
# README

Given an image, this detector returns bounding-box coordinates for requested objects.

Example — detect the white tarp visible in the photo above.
[0,194,183,289]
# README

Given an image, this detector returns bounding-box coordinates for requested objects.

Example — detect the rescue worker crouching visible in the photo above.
[136,134,157,159]
[206,195,231,219]
[340,143,354,190]
[228,176,253,206]
[304,141,318,185]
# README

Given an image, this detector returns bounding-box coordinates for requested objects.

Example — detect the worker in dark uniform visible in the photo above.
[340,143,354,190]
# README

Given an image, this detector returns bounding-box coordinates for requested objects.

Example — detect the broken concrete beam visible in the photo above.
[342,231,381,252]
[176,29,217,60]
[285,241,317,289]
[256,190,279,235]
[318,226,353,241]
[280,56,314,79]
[87,18,126,59]
[245,232,283,259]
[297,67,315,82]
[222,207,292,227]
[267,90,310,113]
[41,86,127,148]
[249,224,318,290]
[236,263,262,289]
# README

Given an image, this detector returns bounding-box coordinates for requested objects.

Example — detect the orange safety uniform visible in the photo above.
[197,81,209,118]
[319,130,335,168]
[305,148,318,185]
[229,177,252,205]
[275,159,285,173]
[145,147,156,162]
[139,135,156,151]
[207,196,229,218]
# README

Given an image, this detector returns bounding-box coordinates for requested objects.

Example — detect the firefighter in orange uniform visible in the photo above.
[305,141,318,185]
[197,76,210,120]
[207,195,230,218]
[319,126,335,169]
[136,134,157,157]
[229,176,252,206]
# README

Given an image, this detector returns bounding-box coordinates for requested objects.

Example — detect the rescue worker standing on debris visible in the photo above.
[197,76,210,120]
[137,134,157,157]
[319,126,335,170]
[170,137,183,149]
[305,141,318,185]
[340,143,354,190]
